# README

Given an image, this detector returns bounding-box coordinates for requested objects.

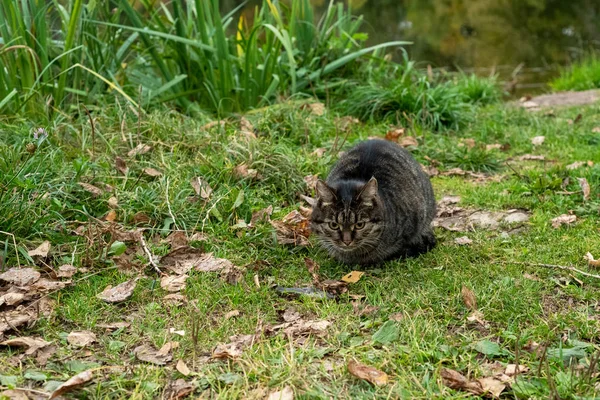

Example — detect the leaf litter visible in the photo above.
[347,360,388,386]
[96,278,138,303]
[551,214,577,228]
[27,241,50,258]
[67,331,97,347]
[270,210,311,246]
[134,343,174,365]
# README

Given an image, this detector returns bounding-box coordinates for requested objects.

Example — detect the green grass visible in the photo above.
[550,53,600,92]
[1,100,600,398]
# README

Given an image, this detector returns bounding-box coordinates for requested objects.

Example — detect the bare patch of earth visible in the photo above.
[518,89,600,110]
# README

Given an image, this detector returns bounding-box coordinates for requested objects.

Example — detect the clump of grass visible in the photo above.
[550,53,600,91]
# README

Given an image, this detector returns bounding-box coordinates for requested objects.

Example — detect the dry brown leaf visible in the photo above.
[143,168,162,177]
[311,148,327,157]
[486,143,503,151]
[190,177,212,199]
[127,143,152,157]
[466,310,489,328]
[461,286,477,311]
[32,278,69,292]
[577,177,590,201]
[267,386,294,400]
[96,279,137,303]
[347,360,388,386]
[303,102,325,116]
[0,390,28,400]
[0,336,51,355]
[399,136,418,147]
[160,274,188,292]
[518,154,545,161]
[462,138,476,148]
[115,156,128,175]
[163,378,195,400]
[233,164,260,180]
[201,120,225,130]
[134,344,173,365]
[584,252,600,268]
[160,246,203,274]
[67,330,97,347]
[107,196,119,209]
[49,369,94,400]
[385,127,405,142]
[505,364,529,376]
[28,241,50,258]
[440,368,483,395]
[454,236,473,245]
[249,205,273,227]
[176,359,191,376]
[78,182,104,196]
[341,271,364,283]
[212,334,256,359]
[35,344,57,366]
[303,174,319,192]
[421,164,440,177]
[96,322,130,330]
[104,209,117,222]
[0,292,25,307]
[224,310,240,320]
[196,253,235,273]
[531,136,545,146]
[164,231,188,251]
[478,376,506,398]
[0,267,41,286]
[163,293,187,305]
[0,311,37,335]
[551,214,576,228]
[169,328,185,337]
[566,161,594,170]
[282,308,301,323]
[271,210,310,246]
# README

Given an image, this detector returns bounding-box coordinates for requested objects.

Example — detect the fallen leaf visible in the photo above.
[127,143,152,157]
[352,302,380,316]
[107,197,118,208]
[505,364,529,376]
[486,143,503,151]
[35,344,57,366]
[341,271,364,283]
[462,138,476,148]
[304,257,321,284]
[461,286,477,311]
[67,331,97,347]
[282,308,301,323]
[28,241,50,258]
[163,294,187,305]
[224,310,240,320]
[566,161,594,170]
[347,360,388,386]
[466,310,489,328]
[169,328,185,337]
[195,252,235,273]
[440,368,484,396]
[551,214,576,228]
[249,205,273,227]
[267,386,294,400]
[0,292,25,307]
[0,390,28,400]
[584,252,600,267]
[421,164,440,177]
[133,212,151,225]
[0,267,41,286]
[163,378,194,399]
[78,182,104,196]
[311,148,327,157]
[49,369,94,399]
[303,174,319,192]
[96,322,130,330]
[104,209,117,222]
[143,168,162,177]
[478,376,506,398]
[165,231,188,250]
[385,127,405,142]
[518,154,545,161]
[201,120,225,130]
[176,360,191,376]
[455,236,473,245]
[303,102,325,116]
[0,337,51,355]
[271,210,310,246]
[212,334,256,359]
[531,136,545,146]
[160,275,188,292]
[399,136,418,147]
[0,310,38,335]
[233,164,259,180]
[577,178,590,201]
[96,279,137,303]
[190,177,212,199]
[115,156,128,175]
[134,344,172,365]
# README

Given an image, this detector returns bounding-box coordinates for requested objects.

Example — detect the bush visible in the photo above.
[550,54,600,92]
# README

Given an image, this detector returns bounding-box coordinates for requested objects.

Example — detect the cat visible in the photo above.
[310,139,436,265]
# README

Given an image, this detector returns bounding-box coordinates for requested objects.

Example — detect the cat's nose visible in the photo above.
[342,231,353,246]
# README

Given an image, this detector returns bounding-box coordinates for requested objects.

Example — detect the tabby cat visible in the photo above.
[311,139,436,265]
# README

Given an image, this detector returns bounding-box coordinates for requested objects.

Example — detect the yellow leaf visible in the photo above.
[341,271,364,283]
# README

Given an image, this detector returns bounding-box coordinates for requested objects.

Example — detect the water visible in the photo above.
[223,0,600,95]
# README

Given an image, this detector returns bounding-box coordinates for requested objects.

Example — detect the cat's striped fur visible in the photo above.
[311,139,436,265]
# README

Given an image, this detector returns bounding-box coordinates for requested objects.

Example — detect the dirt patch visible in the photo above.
[541,290,580,316]
[518,89,600,110]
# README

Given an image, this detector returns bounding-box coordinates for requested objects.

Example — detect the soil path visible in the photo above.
[519,89,600,110]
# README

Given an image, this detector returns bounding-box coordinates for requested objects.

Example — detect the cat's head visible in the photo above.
[310,177,384,253]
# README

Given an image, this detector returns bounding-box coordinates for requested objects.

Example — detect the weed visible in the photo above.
[550,53,600,92]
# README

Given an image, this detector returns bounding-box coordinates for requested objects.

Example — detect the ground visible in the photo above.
[1,100,600,399]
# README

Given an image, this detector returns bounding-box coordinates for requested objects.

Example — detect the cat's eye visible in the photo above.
[354,221,365,230]
[328,222,340,230]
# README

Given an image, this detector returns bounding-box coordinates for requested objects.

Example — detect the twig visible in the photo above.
[137,231,162,276]
[500,261,600,280]
[165,177,178,230]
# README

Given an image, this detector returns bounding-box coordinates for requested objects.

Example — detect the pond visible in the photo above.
[223,0,600,95]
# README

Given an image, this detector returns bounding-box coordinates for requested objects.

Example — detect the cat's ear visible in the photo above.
[357,177,378,207]
[315,180,336,205]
